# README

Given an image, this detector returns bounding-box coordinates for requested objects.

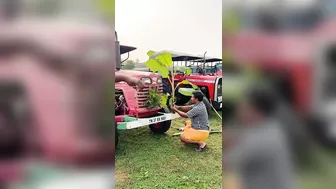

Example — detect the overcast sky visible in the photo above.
[116,0,222,62]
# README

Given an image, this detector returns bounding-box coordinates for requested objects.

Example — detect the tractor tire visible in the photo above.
[202,97,211,116]
[306,116,336,148]
[175,91,191,105]
[149,120,172,134]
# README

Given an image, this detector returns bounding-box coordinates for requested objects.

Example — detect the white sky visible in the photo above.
[116,0,222,62]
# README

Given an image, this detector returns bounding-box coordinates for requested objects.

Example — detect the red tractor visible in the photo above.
[223,0,336,146]
[115,35,180,146]
[0,0,116,187]
[172,53,223,110]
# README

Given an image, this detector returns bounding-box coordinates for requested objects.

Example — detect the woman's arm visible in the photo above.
[115,73,145,90]
[175,105,192,112]
[174,109,189,118]
[171,106,189,118]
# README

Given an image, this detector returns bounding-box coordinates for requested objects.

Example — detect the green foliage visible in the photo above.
[178,88,198,97]
[145,51,173,78]
[145,88,166,109]
[161,94,168,107]
[123,60,135,70]
[185,68,192,75]
[145,51,199,106]
[175,80,200,97]
[176,80,199,90]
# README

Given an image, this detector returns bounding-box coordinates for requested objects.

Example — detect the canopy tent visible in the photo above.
[120,45,137,55]
[193,57,222,63]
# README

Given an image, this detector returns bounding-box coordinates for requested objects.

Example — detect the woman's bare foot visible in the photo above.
[199,142,206,148]
[195,142,207,152]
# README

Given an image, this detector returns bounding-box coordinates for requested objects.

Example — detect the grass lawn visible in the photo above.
[115,111,222,189]
[298,147,336,189]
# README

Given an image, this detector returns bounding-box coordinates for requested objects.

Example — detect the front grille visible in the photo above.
[135,84,164,108]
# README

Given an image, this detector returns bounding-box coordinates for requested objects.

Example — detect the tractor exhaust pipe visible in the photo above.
[115,31,121,71]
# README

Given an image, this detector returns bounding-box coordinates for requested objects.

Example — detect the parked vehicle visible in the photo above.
[0,0,115,187]
[115,37,180,146]
[224,0,336,146]
[172,53,223,110]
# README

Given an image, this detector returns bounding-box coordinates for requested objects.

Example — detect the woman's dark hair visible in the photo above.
[245,85,278,116]
[192,91,204,101]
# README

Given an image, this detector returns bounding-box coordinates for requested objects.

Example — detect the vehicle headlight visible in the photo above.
[157,78,162,84]
[141,77,152,84]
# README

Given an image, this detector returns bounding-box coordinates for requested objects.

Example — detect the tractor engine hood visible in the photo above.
[313,19,336,41]
[224,19,336,66]
[224,31,314,65]
[185,75,220,84]
[116,70,161,80]
[0,19,114,75]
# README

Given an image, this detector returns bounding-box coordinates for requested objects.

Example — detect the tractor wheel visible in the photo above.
[175,91,191,105]
[149,108,172,134]
[202,96,211,115]
[149,120,172,134]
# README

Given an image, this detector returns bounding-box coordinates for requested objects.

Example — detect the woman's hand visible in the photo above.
[170,105,178,113]
[115,73,145,90]
[135,79,145,90]
[171,105,179,111]
[128,78,145,91]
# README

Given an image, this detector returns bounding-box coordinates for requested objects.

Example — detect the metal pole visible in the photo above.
[203,51,207,69]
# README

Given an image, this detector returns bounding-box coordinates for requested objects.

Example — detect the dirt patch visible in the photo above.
[116,169,131,189]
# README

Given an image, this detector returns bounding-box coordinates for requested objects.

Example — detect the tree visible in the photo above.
[123,60,135,70]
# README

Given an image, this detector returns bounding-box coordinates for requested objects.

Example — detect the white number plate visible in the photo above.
[218,96,222,102]
[148,115,167,124]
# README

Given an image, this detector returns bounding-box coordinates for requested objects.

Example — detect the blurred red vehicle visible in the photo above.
[224,0,336,146]
[0,0,115,188]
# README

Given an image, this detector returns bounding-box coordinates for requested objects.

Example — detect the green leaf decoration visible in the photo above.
[178,88,198,96]
[147,50,155,57]
[176,80,199,90]
[145,59,161,72]
[148,51,173,67]
[145,51,173,78]
[145,88,165,109]
[191,83,199,90]
[185,68,192,75]
[179,80,191,85]
[161,94,168,107]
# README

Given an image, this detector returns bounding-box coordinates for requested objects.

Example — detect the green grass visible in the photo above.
[298,147,336,189]
[115,111,222,189]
